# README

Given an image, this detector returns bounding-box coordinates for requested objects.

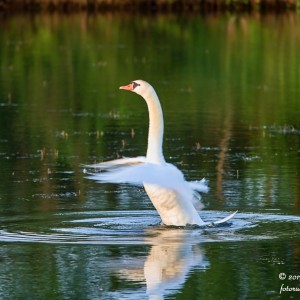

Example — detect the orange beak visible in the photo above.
[119,83,134,91]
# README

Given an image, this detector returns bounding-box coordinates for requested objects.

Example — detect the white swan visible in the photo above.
[85,80,236,226]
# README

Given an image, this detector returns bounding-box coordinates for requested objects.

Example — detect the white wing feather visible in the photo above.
[83,156,147,170]
[84,157,208,210]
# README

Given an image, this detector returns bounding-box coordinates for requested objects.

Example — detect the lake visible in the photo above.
[0,12,300,299]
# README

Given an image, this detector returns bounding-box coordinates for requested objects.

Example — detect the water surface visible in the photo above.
[0,13,300,299]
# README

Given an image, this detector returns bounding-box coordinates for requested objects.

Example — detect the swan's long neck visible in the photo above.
[143,87,165,164]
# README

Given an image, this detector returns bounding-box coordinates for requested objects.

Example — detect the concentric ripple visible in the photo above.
[1,210,300,245]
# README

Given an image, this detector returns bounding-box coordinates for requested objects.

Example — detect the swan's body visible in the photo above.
[85,80,236,226]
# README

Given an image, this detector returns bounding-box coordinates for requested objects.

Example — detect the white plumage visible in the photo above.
[85,80,236,226]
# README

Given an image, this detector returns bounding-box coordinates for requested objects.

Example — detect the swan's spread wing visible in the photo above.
[85,159,208,209]
[86,161,184,189]
[188,180,209,193]
[83,156,147,170]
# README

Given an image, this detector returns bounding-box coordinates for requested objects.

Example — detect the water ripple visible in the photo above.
[0,211,300,245]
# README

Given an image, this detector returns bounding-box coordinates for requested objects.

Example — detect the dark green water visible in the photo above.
[0,13,300,299]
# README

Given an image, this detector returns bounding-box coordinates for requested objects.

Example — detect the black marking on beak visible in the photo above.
[132,82,141,89]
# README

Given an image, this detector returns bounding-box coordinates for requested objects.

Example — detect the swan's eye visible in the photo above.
[132,82,140,89]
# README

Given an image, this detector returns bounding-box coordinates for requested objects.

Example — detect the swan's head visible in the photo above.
[119,80,152,97]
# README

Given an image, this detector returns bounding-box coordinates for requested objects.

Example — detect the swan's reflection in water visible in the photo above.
[117,228,209,299]
[0,214,215,299]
